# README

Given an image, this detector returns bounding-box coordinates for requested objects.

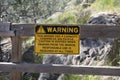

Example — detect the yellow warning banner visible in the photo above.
[35,25,80,54]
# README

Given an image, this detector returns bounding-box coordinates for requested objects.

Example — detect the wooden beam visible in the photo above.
[81,24,120,38]
[0,23,120,38]
[0,63,120,76]
[12,24,34,36]
[0,22,11,31]
[11,24,120,38]
[0,31,15,36]
[0,22,14,36]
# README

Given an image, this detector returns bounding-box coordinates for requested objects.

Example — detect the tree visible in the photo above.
[0,0,69,23]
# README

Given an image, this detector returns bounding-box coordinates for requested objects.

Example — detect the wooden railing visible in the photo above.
[0,22,120,80]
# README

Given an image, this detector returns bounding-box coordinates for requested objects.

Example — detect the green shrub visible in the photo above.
[113,0,120,7]
[63,74,80,80]
[77,13,90,24]
[45,18,60,24]
[82,75,101,80]
[90,0,120,12]
[58,11,77,24]
[63,74,101,80]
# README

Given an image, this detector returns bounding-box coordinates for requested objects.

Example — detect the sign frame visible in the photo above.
[34,24,80,54]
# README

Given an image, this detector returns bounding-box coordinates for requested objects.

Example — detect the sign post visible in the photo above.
[35,24,80,54]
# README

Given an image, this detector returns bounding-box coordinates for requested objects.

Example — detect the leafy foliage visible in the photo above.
[0,0,69,23]
[63,74,80,80]
[90,0,120,12]
[63,74,101,80]
[58,11,77,24]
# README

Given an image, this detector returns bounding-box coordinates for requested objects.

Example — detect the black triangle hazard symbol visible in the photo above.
[37,26,46,33]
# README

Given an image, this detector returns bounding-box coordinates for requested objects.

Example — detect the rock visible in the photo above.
[0,47,3,61]
[39,73,60,80]
[88,13,120,25]
[38,54,65,80]
[82,57,91,65]
[42,54,64,64]
[89,48,98,58]
[22,46,34,63]
[0,38,12,62]
[80,53,86,62]
[81,3,91,8]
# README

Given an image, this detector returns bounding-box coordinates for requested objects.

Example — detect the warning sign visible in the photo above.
[35,25,80,54]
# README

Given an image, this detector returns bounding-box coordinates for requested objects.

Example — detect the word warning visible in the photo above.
[35,25,80,54]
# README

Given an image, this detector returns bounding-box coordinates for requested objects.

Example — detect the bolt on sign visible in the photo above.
[35,24,80,54]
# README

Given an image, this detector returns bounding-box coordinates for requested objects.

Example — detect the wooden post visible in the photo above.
[10,36,22,80]
[108,39,119,66]
[111,39,119,66]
